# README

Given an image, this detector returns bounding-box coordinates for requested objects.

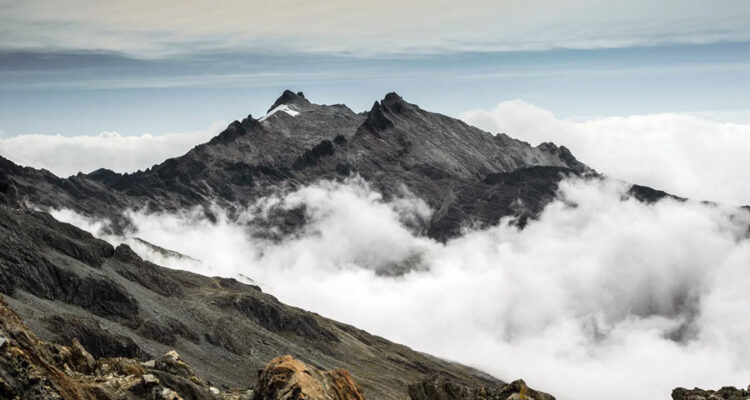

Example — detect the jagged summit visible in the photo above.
[381,91,407,109]
[361,92,411,132]
[266,89,310,113]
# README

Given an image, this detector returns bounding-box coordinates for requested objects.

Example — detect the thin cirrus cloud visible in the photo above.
[460,100,750,206]
[51,176,750,400]
[2,0,750,56]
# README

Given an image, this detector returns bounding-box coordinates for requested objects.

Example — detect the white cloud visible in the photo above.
[0,122,225,177]
[2,0,749,55]
[51,177,750,400]
[460,100,750,206]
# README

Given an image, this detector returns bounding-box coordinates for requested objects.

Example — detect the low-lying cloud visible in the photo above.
[52,176,750,400]
[461,101,750,206]
[0,122,224,177]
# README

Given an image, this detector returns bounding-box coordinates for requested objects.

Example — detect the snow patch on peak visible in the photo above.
[260,104,300,121]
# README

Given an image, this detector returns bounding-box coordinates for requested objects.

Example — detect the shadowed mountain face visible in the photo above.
[0,91,594,240]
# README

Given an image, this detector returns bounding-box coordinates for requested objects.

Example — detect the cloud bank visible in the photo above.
[0,122,224,177]
[52,177,750,400]
[461,101,750,206]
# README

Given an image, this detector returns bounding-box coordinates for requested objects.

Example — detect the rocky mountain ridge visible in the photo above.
[0,90,595,240]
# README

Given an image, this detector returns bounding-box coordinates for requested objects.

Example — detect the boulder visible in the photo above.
[69,338,96,374]
[408,377,555,400]
[672,386,750,400]
[257,355,365,400]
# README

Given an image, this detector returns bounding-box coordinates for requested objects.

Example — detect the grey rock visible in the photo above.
[672,386,750,400]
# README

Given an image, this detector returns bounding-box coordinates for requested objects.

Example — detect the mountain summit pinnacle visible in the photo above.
[267,89,310,113]
[382,92,404,107]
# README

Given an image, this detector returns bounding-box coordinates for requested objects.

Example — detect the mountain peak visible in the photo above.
[359,92,412,132]
[3,90,596,242]
[382,91,403,104]
[267,89,310,113]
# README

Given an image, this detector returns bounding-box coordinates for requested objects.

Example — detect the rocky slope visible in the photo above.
[0,199,502,399]
[0,292,249,399]
[1,292,364,400]
[2,288,554,400]
[5,283,749,400]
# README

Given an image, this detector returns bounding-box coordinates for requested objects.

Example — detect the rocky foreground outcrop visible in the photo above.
[672,386,750,400]
[256,355,364,400]
[408,377,555,400]
[1,293,369,400]
[0,294,250,399]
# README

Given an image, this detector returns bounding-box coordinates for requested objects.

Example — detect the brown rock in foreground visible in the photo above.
[0,294,251,400]
[1,292,366,400]
[257,355,365,400]
[408,377,555,400]
[672,386,750,400]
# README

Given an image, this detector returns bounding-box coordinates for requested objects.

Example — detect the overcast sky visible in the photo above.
[4,0,750,55]
[1,0,750,136]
